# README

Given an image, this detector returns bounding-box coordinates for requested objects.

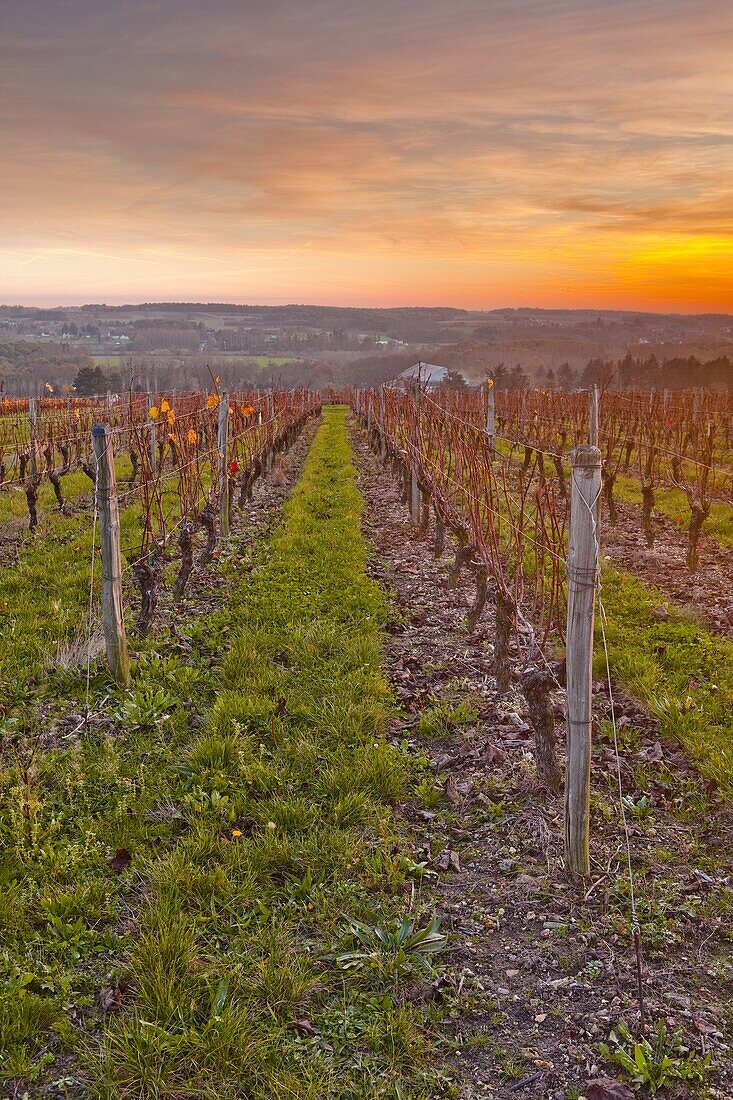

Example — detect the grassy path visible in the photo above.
[0,404,440,1100]
[94,407,438,1098]
[2,407,443,1097]
[2,423,327,1093]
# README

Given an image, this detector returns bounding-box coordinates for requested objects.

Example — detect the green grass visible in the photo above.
[0,631,217,1088]
[0,408,442,1097]
[0,463,188,700]
[239,354,300,367]
[0,409,300,700]
[95,405,440,1098]
[598,566,733,796]
[0,457,132,526]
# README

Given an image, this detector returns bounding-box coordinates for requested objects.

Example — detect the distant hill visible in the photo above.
[2,303,732,392]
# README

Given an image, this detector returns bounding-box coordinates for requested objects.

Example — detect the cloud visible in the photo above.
[1,0,733,307]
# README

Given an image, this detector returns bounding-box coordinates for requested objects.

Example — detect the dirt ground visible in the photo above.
[354,426,733,1100]
[600,500,733,639]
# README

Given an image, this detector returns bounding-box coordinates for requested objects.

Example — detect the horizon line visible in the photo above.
[3,299,733,319]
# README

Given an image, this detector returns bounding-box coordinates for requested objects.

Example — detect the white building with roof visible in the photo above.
[393,361,456,389]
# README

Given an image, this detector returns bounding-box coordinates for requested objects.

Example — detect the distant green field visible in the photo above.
[212,353,301,367]
[93,352,299,369]
[241,355,299,367]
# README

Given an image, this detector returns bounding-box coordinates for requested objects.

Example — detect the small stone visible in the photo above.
[585,1079,634,1100]
[663,992,691,1008]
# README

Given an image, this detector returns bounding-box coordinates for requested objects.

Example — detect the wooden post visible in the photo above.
[564,444,601,877]
[410,381,420,525]
[589,384,599,448]
[367,395,372,434]
[28,396,38,478]
[218,391,230,539]
[486,379,495,458]
[91,424,130,688]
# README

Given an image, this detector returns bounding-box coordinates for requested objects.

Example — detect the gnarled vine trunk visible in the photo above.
[686,502,710,573]
[172,521,195,602]
[467,564,488,632]
[521,666,561,791]
[198,501,217,564]
[133,547,163,636]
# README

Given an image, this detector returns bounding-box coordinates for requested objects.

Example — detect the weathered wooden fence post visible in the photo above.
[218,391,230,539]
[589,384,599,448]
[91,424,130,688]
[564,443,601,877]
[410,380,421,525]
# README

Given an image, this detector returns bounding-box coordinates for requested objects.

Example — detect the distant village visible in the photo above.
[1,303,732,396]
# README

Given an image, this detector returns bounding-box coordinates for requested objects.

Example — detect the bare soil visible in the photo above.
[354,426,733,1100]
[601,500,733,638]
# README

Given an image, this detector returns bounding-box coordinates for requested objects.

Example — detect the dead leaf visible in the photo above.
[99,982,125,1012]
[444,776,474,802]
[444,776,460,803]
[107,848,132,873]
[482,742,507,765]
[292,1018,315,1037]
[436,849,461,872]
[638,741,664,763]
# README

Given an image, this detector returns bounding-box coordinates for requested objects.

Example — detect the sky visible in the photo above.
[1,0,733,311]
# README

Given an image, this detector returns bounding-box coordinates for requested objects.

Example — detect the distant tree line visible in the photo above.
[580,353,732,392]
[3,338,731,397]
[73,365,124,395]
[0,342,94,396]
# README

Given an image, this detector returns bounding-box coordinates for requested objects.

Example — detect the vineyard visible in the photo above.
[0,389,731,1098]
[0,389,318,690]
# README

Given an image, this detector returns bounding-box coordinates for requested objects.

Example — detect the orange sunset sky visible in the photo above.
[2,0,733,311]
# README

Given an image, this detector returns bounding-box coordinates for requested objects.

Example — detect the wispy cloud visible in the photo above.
[2,0,732,307]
